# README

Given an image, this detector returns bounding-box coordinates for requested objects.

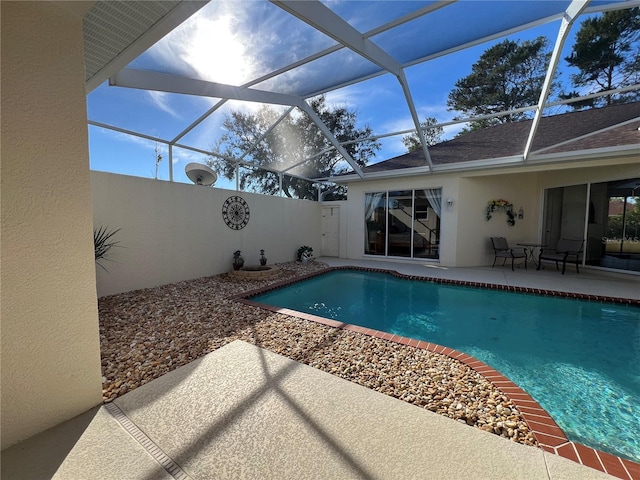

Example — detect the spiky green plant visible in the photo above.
[94,226,121,271]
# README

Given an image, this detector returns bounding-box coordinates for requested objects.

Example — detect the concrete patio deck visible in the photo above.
[1,340,618,480]
[3,261,638,479]
[320,258,640,302]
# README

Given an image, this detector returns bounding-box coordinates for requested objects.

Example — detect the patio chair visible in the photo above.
[537,238,584,274]
[490,237,527,271]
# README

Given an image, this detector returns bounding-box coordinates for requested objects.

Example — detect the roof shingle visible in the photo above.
[362,102,640,173]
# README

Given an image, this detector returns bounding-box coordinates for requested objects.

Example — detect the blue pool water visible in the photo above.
[253,270,640,463]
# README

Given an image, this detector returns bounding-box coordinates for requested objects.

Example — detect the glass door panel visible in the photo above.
[589,178,640,272]
[414,190,440,259]
[388,191,413,258]
[542,184,587,250]
[364,192,387,256]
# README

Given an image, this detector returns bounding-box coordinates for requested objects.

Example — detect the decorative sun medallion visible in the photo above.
[222,196,250,230]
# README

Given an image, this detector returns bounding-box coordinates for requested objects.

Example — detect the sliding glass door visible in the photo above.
[541,184,587,252]
[542,178,640,273]
[592,178,640,272]
[364,189,440,259]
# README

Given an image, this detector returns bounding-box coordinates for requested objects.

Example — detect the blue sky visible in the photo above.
[87,1,596,191]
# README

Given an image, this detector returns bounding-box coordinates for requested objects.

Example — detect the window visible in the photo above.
[364,189,441,259]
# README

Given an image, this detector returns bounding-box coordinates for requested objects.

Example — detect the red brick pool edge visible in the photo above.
[236,266,640,480]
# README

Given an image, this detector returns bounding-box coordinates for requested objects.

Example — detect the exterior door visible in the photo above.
[322,206,340,257]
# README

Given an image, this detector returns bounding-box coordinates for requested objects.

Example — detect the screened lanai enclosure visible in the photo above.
[86,0,640,198]
[84,0,640,279]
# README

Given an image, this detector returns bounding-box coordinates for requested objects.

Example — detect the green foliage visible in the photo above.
[401,117,444,152]
[94,226,121,271]
[606,198,640,239]
[563,8,640,108]
[447,37,558,131]
[207,95,381,200]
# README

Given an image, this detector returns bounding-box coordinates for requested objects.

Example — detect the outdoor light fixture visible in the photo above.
[518,207,524,219]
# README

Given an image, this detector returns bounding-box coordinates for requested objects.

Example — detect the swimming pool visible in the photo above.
[252,269,640,463]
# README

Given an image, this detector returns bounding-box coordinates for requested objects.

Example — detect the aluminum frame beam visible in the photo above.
[111,68,303,107]
[110,69,365,177]
[272,0,403,76]
[523,0,589,161]
[171,98,228,144]
[298,102,365,177]
[272,0,432,169]
[247,2,453,99]
[238,107,295,162]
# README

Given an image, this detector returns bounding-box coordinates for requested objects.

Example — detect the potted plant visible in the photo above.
[296,245,314,263]
[233,250,244,270]
[260,249,267,266]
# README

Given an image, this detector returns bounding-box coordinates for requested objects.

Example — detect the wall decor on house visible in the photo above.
[222,196,250,230]
[486,199,516,226]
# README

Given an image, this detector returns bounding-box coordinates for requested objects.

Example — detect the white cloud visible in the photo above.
[170,148,205,166]
[93,126,155,148]
[323,88,361,111]
[147,91,180,118]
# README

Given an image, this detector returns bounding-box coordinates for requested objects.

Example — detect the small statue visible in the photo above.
[260,249,267,266]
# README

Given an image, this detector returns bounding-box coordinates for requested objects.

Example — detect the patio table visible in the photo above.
[517,242,547,268]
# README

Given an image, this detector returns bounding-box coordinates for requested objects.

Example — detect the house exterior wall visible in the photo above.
[1,2,102,449]
[92,172,323,297]
[343,161,639,268]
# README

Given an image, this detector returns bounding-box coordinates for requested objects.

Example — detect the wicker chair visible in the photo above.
[490,237,527,271]
[537,238,584,274]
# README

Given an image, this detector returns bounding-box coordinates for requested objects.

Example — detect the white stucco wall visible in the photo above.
[1,2,103,449]
[92,172,323,297]
[455,172,540,266]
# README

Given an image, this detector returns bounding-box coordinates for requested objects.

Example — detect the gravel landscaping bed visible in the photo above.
[98,261,538,447]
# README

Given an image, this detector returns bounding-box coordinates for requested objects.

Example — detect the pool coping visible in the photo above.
[234,265,640,480]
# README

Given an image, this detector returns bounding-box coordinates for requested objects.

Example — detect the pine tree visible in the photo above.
[447,37,557,131]
[562,7,640,108]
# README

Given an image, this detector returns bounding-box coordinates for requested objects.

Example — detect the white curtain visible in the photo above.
[424,188,442,218]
